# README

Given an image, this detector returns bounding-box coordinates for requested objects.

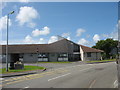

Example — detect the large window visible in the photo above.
[58,53,67,57]
[58,53,68,61]
[38,53,48,62]
[73,44,80,52]
[87,52,91,57]
[38,53,48,58]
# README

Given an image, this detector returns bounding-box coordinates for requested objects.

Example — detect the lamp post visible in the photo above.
[6,11,14,72]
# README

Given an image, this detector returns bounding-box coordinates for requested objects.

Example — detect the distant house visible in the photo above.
[80,45,104,61]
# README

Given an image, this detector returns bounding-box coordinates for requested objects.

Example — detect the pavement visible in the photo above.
[0,62,118,88]
[1,68,46,78]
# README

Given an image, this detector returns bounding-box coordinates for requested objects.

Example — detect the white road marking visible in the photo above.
[0,78,4,81]
[24,86,29,88]
[89,79,96,88]
[48,73,71,81]
[19,86,29,90]
[113,80,118,88]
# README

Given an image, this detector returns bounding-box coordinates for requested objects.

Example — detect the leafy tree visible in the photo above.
[92,38,118,59]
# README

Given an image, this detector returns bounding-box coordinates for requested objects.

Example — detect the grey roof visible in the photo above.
[0,39,70,54]
[0,39,103,54]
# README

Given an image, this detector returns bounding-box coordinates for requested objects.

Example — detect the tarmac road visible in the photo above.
[1,62,118,88]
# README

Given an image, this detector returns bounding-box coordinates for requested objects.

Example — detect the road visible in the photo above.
[1,62,118,89]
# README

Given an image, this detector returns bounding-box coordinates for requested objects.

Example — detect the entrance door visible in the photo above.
[10,54,19,69]
[11,54,19,62]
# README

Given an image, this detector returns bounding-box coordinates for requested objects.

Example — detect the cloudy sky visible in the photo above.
[0,1,118,47]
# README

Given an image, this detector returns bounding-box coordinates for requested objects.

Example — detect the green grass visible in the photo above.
[86,59,116,63]
[0,65,45,74]
[38,61,71,63]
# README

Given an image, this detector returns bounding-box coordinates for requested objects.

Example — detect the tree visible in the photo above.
[92,38,118,59]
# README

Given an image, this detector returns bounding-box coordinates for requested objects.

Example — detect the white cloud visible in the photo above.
[37,38,46,44]
[108,23,118,40]
[78,38,90,45]
[62,32,70,37]
[109,30,118,40]
[76,28,86,37]
[16,6,38,28]
[1,37,46,45]
[0,15,11,30]
[23,35,34,44]
[32,26,50,37]
[67,37,71,40]
[118,20,120,28]
[27,22,36,28]
[100,23,118,40]
[61,32,71,40]
[101,34,109,38]
[0,40,6,45]
[86,35,91,38]
[93,34,100,42]
[100,31,118,41]
[19,0,29,3]
[109,23,118,40]
[0,40,24,45]
[48,36,58,44]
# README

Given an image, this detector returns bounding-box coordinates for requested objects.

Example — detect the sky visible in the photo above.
[0,1,118,47]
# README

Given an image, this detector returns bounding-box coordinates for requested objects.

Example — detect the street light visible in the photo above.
[6,11,14,72]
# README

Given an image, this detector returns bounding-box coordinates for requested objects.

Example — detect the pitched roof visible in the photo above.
[80,45,104,53]
[0,39,69,54]
[1,44,49,54]
[0,39,103,54]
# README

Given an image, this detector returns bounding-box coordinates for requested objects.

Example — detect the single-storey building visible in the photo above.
[80,45,104,61]
[0,39,80,63]
[0,38,103,63]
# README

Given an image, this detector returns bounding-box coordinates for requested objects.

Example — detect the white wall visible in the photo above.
[80,46,84,61]
[80,46,102,61]
[84,52,102,61]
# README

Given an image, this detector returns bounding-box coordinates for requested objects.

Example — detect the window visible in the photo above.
[58,53,68,61]
[38,53,48,62]
[58,53,67,58]
[87,52,91,57]
[73,44,80,52]
[38,53,48,58]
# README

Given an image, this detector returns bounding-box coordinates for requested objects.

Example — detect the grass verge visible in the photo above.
[0,65,45,74]
[86,59,116,63]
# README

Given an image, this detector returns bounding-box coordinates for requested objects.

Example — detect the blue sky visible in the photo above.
[1,2,118,47]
